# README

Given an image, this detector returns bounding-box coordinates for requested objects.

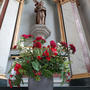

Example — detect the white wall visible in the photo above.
[0,0,19,74]
[0,0,60,75]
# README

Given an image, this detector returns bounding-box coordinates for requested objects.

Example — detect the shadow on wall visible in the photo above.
[78,0,90,50]
[46,0,60,42]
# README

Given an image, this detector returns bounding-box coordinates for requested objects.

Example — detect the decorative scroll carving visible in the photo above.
[30,24,51,39]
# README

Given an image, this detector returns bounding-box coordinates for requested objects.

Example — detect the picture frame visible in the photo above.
[0,0,9,29]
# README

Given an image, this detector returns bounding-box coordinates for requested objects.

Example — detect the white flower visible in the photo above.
[57,43,61,46]
[30,47,33,53]
[20,42,24,47]
[11,69,16,75]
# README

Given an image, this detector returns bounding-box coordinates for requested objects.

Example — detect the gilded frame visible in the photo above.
[0,0,9,29]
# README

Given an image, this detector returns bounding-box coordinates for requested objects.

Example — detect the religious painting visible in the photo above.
[0,0,9,29]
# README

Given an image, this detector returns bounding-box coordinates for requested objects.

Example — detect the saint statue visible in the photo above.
[33,0,46,25]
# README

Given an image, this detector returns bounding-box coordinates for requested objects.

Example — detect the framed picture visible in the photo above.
[0,0,9,29]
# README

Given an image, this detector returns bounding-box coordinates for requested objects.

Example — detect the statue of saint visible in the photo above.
[33,0,46,25]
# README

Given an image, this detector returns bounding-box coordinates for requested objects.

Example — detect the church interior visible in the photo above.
[0,0,90,89]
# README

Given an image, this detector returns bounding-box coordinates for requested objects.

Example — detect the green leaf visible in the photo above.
[8,62,16,73]
[32,61,40,71]
[42,69,52,78]
[19,69,24,74]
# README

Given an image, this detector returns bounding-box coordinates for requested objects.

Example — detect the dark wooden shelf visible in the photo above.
[0,87,90,90]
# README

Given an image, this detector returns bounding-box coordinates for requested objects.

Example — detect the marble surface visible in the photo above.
[62,2,88,75]
[0,0,19,74]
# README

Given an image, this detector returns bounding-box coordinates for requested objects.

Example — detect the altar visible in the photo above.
[0,0,90,87]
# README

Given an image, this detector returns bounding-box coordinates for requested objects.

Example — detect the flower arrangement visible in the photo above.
[8,34,76,88]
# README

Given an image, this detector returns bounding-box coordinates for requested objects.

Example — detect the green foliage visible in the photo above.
[32,61,41,71]
[8,35,76,87]
[42,69,53,78]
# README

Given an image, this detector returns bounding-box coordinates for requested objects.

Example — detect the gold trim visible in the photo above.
[55,1,66,42]
[0,74,7,79]
[53,0,77,5]
[10,56,21,59]
[16,0,21,2]
[16,0,23,2]
[71,73,90,79]
[12,0,24,48]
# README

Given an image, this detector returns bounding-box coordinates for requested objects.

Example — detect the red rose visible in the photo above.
[42,38,46,43]
[67,72,70,76]
[50,40,56,48]
[37,72,41,76]
[27,60,30,63]
[8,79,12,88]
[35,71,41,76]
[37,56,42,60]
[33,42,42,48]
[47,45,50,48]
[54,52,58,56]
[21,34,29,39]
[36,36,46,43]
[46,57,51,61]
[13,45,17,49]
[69,44,76,54]
[14,63,22,75]
[43,46,46,48]
[66,79,71,82]
[28,34,33,37]
[51,48,57,52]
[51,48,58,56]
[36,36,43,41]
[33,40,37,43]
[10,75,13,78]
[60,41,68,48]
[42,52,45,56]
[44,50,49,56]
[14,63,22,70]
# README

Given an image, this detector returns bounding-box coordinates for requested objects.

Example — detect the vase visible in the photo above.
[28,77,53,90]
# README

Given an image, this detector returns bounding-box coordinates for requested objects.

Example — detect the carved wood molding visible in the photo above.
[53,0,78,5]
[0,74,7,79]
[53,0,66,42]
[16,0,24,3]
[0,0,9,29]
[71,73,90,79]
[11,0,24,48]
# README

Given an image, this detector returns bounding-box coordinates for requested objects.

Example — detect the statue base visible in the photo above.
[30,24,51,39]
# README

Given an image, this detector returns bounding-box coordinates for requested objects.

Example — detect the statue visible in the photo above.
[33,0,46,24]
[31,0,50,39]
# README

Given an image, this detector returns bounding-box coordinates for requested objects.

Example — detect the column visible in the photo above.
[0,0,19,78]
[59,0,90,79]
